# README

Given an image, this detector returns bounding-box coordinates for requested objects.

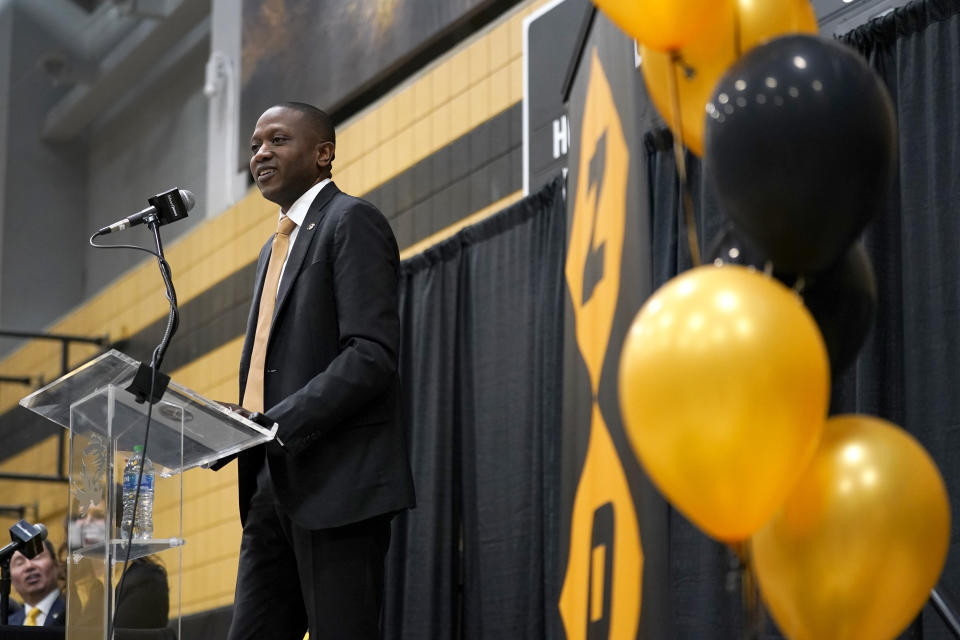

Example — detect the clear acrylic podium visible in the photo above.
[20,349,277,640]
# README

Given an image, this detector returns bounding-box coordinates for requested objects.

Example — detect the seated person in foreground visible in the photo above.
[8,539,66,626]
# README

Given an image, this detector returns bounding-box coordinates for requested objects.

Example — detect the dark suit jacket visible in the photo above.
[114,560,169,629]
[236,182,415,530]
[7,591,65,626]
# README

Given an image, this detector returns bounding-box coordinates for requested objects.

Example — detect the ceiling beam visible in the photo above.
[41,0,208,142]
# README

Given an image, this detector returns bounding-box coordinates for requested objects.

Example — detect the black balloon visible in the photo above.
[704,35,897,274]
[803,242,877,376]
[707,227,877,375]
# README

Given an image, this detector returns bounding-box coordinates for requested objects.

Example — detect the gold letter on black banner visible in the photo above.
[560,49,643,640]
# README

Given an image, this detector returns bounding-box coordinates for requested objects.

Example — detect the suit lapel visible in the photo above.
[272,182,339,325]
[46,594,65,626]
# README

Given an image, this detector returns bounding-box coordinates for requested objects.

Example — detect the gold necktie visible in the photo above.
[24,607,40,626]
[243,215,297,413]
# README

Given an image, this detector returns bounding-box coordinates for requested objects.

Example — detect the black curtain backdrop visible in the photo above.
[384,176,566,639]
[647,1,960,638]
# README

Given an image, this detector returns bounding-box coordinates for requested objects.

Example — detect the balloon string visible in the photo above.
[792,275,807,294]
[733,1,743,59]
[732,540,762,640]
[668,51,702,268]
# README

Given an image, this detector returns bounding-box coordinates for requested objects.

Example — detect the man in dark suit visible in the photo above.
[220,102,415,640]
[8,540,66,626]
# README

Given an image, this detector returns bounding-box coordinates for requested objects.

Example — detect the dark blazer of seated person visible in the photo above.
[4,597,23,620]
[114,557,169,629]
[72,556,169,629]
[5,595,65,627]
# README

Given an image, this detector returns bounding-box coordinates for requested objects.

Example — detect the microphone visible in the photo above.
[1,519,47,562]
[96,188,195,236]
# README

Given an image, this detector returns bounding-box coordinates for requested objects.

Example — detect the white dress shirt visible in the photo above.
[275,178,331,295]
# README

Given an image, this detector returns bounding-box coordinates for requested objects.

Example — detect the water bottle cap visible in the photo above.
[133,445,144,452]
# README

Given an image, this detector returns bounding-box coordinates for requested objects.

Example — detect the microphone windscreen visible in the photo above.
[179,189,196,212]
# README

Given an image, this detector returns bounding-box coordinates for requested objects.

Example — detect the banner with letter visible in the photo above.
[558,12,670,639]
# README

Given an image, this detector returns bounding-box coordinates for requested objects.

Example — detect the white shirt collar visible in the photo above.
[282,178,331,227]
[27,588,61,625]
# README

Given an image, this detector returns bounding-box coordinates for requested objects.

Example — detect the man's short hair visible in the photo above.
[273,102,336,146]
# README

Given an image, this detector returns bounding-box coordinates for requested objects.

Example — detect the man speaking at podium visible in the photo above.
[220,102,415,640]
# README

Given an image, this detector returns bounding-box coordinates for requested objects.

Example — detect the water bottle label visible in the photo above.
[123,472,154,491]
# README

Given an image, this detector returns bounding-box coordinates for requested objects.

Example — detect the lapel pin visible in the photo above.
[307,223,316,230]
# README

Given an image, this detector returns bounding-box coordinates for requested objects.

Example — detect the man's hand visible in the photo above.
[216,401,283,445]
[217,401,258,421]
[201,401,282,469]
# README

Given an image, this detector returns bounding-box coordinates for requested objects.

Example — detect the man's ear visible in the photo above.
[316,141,335,171]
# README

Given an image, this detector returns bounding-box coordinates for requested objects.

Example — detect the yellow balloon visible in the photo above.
[753,415,950,640]
[619,265,829,541]
[641,0,818,155]
[595,0,729,52]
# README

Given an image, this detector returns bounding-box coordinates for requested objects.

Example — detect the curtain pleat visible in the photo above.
[384,177,566,639]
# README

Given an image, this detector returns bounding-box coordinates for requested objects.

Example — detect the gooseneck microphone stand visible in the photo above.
[0,552,9,626]
[145,213,180,373]
[932,586,960,638]
[90,210,181,640]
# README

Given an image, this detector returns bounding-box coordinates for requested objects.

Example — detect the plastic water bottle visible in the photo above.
[120,445,155,540]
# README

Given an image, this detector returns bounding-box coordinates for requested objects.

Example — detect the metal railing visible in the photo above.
[0,329,109,484]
